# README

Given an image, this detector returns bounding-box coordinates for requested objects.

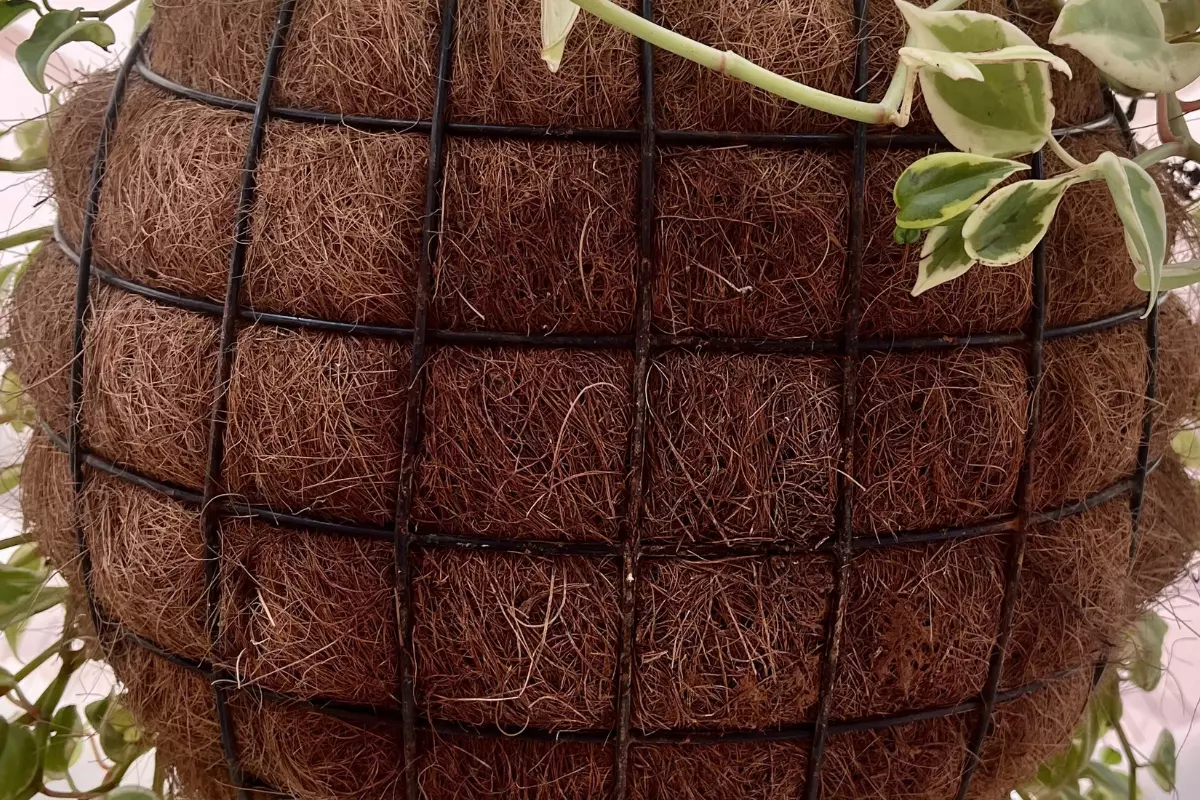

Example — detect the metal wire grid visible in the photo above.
[57,0,1163,797]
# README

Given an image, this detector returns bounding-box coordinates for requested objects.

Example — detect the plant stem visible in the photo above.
[1047,136,1085,170]
[569,0,893,123]
[0,156,48,173]
[1112,720,1139,800]
[14,637,66,681]
[79,0,138,21]
[1134,140,1188,168]
[0,534,31,550]
[40,762,131,799]
[0,227,51,251]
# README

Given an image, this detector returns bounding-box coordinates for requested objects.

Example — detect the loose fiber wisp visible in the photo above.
[7,0,1200,798]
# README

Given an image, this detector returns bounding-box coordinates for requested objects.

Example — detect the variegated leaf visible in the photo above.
[898,47,985,81]
[1096,152,1167,314]
[1050,0,1200,93]
[541,0,580,73]
[1134,259,1200,291]
[894,152,1028,229]
[962,176,1077,266]
[912,209,977,296]
[897,0,1055,157]
[900,44,1073,78]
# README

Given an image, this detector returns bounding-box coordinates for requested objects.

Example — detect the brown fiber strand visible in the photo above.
[435,139,638,334]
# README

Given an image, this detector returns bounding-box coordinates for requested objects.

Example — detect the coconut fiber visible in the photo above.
[8,0,1200,797]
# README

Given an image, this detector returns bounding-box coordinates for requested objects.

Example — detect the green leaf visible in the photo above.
[893,225,921,245]
[894,152,1028,229]
[1174,429,1200,468]
[87,695,146,765]
[1084,762,1132,798]
[1051,0,1200,93]
[541,0,580,73]
[85,694,113,731]
[10,118,47,163]
[1100,745,1122,766]
[0,371,30,434]
[15,11,116,94]
[1134,259,1200,291]
[132,0,154,36]
[4,619,25,653]
[44,706,83,780]
[0,464,20,496]
[105,789,159,800]
[0,724,38,800]
[0,565,45,606]
[963,177,1077,266]
[1095,153,1167,315]
[1161,0,1200,37]
[6,544,45,575]
[897,0,1056,157]
[0,586,69,631]
[1096,672,1124,727]
[0,2,37,32]
[0,668,16,699]
[1149,729,1176,791]
[913,208,978,295]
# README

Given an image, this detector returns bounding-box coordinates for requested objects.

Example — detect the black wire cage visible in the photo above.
[53,0,1161,798]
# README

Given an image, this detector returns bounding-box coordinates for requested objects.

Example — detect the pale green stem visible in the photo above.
[0,227,51,251]
[1046,136,1085,171]
[1111,721,1139,800]
[569,0,892,123]
[79,0,138,21]
[1134,140,1187,169]
[0,157,48,173]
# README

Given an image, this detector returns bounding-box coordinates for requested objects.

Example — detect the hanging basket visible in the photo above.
[8,0,1200,797]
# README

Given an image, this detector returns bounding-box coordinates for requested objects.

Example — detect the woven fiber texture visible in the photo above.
[7,0,1200,798]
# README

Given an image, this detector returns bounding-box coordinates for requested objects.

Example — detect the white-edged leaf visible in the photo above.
[901,43,1073,78]
[894,152,1028,229]
[899,47,985,81]
[1096,152,1167,315]
[897,0,1055,157]
[1149,729,1177,791]
[1134,259,1200,291]
[963,176,1077,265]
[16,11,116,93]
[541,0,580,73]
[1051,0,1200,93]
[912,209,978,295]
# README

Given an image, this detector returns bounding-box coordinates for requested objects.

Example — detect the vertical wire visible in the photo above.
[800,0,871,796]
[198,2,298,795]
[68,35,145,640]
[391,1,458,796]
[612,0,657,794]
[954,150,1048,800]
